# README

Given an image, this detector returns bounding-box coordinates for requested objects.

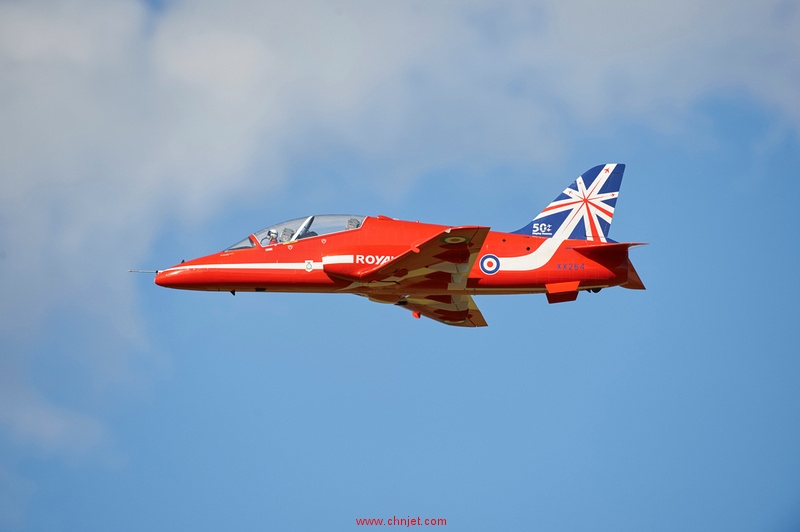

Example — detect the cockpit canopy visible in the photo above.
[225,214,365,251]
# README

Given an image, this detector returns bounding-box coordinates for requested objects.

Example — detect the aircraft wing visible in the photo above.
[335,226,491,326]
[362,225,490,291]
[398,294,488,327]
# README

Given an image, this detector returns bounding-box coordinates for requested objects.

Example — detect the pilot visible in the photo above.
[346,218,361,230]
[262,229,279,246]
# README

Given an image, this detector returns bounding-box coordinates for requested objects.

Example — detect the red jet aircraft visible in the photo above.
[153,164,645,327]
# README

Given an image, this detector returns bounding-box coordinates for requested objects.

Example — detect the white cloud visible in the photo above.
[0,0,797,458]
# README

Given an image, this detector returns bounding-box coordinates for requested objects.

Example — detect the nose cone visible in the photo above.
[154,267,189,289]
[154,259,212,290]
[154,268,180,288]
[154,270,168,287]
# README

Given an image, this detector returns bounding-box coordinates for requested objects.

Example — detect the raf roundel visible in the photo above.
[480,254,500,275]
[440,235,469,244]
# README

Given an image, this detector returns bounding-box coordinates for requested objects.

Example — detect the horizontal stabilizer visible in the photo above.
[572,242,647,258]
[573,242,646,290]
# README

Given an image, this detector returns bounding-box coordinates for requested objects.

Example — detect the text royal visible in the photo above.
[355,255,394,265]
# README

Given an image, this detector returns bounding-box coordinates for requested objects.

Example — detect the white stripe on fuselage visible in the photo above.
[164,254,355,273]
[322,255,354,265]
[501,207,580,271]
[499,236,564,271]
[165,262,323,271]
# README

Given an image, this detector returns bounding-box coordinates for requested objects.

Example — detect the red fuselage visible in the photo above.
[155,215,631,296]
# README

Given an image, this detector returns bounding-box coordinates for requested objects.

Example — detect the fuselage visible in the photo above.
[155,215,628,296]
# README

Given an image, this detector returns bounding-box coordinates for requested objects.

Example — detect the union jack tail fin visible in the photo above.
[514,164,625,242]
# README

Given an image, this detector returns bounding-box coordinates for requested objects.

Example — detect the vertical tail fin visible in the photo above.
[514,163,625,242]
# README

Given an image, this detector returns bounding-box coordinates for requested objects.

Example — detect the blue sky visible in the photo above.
[1,1,799,530]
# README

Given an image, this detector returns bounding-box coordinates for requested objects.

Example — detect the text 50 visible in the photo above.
[532,223,553,234]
